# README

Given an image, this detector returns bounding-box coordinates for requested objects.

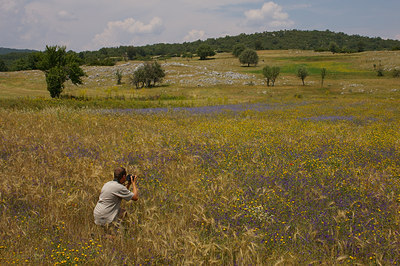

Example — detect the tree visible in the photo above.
[254,40,263,50]
[151,61,166,85]
[321,68,327,87]
[131,67,146,89]
[297,66,309,85]
[196,44,215,60]
[262,65,280,86]
[130,61,165,89]
[232,44,246,57]
[239,49,259,67]
[126,46,138,60]
[357,41,365,52]
[38,46,85,98]
[329,41,340,54]
[0,59,7,72]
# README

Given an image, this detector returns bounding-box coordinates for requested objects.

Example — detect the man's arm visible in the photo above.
[127,175,139,201]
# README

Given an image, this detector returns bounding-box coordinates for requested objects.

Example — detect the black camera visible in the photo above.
[126,174,133,182]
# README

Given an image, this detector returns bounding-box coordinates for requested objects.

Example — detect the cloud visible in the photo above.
[183,29,206,42]
[0,0,25,13]
[396,34,400,40]
[57,10,77,21]
[91,17,164,48]
[244,1,294,28]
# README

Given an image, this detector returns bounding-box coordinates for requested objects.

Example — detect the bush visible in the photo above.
[115,69,123,85]
[377,66,384,77]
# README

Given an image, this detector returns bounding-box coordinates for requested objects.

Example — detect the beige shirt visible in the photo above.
[93,181,134,225]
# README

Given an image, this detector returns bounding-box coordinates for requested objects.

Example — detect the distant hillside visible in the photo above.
[0,48,40,71]
[1,30,400,72]
[0,47,37,55]
[78,30,400,62]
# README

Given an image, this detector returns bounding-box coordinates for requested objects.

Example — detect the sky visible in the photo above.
[1,0,399,52]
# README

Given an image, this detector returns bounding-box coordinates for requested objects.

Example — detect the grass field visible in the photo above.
[1,50,400,264]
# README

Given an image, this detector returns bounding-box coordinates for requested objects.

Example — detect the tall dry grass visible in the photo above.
[1,96,400,264]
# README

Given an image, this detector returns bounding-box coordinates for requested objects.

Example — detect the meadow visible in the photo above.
[1,50,400,264]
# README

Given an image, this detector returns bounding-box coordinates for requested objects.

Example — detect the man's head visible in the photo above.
[114,167,127,183]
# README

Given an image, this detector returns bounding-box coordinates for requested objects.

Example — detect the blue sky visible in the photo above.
[1,0,399,51]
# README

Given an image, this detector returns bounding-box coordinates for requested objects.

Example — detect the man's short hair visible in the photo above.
[114,167,127,182]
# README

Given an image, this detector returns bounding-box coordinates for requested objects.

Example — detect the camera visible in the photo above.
[126,174,133,182]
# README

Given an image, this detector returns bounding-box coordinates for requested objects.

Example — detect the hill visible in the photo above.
[0,47,37,55]
[1,30,400,71]
[78,29,400,62]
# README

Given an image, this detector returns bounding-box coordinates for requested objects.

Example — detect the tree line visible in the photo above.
[2,30,400,72]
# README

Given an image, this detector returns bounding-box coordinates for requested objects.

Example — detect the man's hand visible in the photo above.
[131,175,139,201]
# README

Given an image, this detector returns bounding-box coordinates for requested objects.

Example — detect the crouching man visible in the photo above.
[94,167,139,236]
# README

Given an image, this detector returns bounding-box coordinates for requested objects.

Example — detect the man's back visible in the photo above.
[93,180,134,225]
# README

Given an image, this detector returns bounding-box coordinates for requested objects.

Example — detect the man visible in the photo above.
[94,167,139,234]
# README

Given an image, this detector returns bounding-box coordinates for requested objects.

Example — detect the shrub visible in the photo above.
[392,68,400,78]
[115,69,123,85]
[377,65,384,77]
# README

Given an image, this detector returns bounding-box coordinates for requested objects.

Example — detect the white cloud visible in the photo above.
[244,1,294,28]
[91,17,164,49]
[396,34,400,40]
[183,29,206,42]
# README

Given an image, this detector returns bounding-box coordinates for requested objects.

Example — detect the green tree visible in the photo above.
[254,40,263,50]
[321,68,327,87]
[232,44,246,57]
[297,66,309,85]
[151,61,166,85]
[357,41,365,52]
[262,65,280,86]
[0,59,7,72]
[126,46,138,60]
[329,42,340,54]
[182,52,193,59]
[131,67,146,89]
[196,44,215,60]
[131,61,165,89]
[239,49,259,67]
[38,46,85,98]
